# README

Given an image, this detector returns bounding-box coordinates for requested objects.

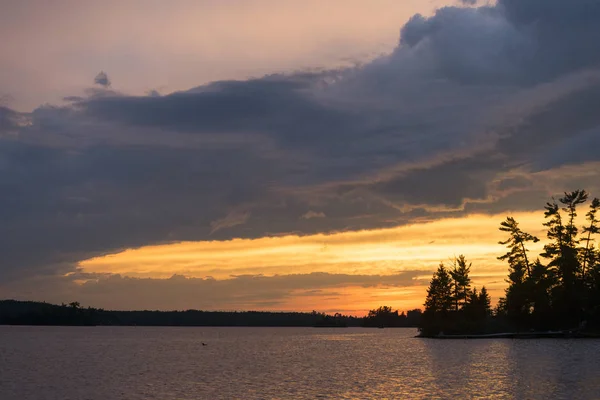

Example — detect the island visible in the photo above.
[418,190,600,338]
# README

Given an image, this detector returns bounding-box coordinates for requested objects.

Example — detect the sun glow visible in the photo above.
[76,212,548,312]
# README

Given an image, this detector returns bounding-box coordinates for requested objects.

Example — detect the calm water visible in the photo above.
[1,327,600,399]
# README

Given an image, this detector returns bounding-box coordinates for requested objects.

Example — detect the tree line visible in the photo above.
[420,190,600,336]
[420,256,492,335]
[0,300,420,328]
[361,306,422,327]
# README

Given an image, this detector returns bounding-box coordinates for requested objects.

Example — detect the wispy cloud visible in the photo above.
[210,210,251,234]
[301,211,326,220]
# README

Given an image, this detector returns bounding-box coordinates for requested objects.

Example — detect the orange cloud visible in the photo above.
[76,211,549,312]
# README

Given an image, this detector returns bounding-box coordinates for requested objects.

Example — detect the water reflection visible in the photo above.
[507,340,600,399]
[420,337,600,399]
[422,339,514,399]
[1,326,599,399]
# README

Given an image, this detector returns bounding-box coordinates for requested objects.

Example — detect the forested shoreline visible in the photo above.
[0,300,421,328]
[419,190,600,337]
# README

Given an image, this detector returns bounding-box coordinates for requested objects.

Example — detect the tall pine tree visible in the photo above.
[498,217,539,323]
[421,263,454,335]
[424,263,454,315]
[541,191,588,325]
[450,255,472,311]
[581,198,600,279]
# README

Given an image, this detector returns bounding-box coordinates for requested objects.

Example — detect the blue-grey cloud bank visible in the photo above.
[1,0,600,302]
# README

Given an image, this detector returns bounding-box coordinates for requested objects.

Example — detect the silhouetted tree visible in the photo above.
[498,217,539,324]
[405,309,423,326]
[580,197,600,326]
[420,264,454,335]
[463,286,491,323]
[479,287,491,316]
[581,198,600,279]
[494,297,507,317]
[0,300,364,327]
[424,264,454,315]
[541,191,588,325]
[499,217,539,277]
[494,190,600,330]
[362,306,416,327]
[450,255,472,311]
[528,260,556,329]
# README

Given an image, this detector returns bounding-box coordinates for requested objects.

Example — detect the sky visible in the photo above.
[2,0,600,315]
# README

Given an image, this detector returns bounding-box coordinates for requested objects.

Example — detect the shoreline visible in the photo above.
[417,331,600,339]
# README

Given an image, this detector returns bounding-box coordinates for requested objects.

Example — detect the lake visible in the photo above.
[1,326,599,399]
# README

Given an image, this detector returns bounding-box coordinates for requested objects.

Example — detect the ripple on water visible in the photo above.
[1,326,599,399]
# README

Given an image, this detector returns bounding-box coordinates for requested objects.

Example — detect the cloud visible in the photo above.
[301,211,326,220]
[1,0,600,300]
[0,106,17,134]
[0,94,14,107]
[94,71,111,87]
[210,210,251,234]
[0,271,423,311]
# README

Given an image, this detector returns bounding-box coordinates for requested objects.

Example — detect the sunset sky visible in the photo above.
[2,0,600,315]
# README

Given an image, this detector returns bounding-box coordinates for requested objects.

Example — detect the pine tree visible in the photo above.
[498,217,539,323]
[528,260,556,329]
[581,198,600,279]
[449,255,472,311]
[494,297,507,317]
[498,217,539,277]
[424,263,454,315]
[421,263,454,335]
[463,287,480,321]
[479,286,491,317]
[542,191,587,283]
[588,253,600,327]
[459,286,492,332]
[579,198,600,325]
[541,191,588,325]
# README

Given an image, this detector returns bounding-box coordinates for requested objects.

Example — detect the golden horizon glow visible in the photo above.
[76,211,552,313]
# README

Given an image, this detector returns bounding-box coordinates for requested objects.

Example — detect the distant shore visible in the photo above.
[0,300,420,328]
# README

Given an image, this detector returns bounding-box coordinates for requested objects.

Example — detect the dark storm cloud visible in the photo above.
[368,153,502,209]
[0,141,277,279]
[2,0,600,286]
[399,6,528,84]
[495,176,533,193]
[401,0,600,84]
[504,0,600,82]
[0,106,21,134]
